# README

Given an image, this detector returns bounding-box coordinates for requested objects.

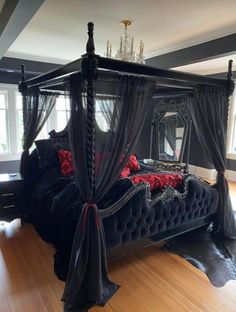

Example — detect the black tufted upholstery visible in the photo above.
[102,178,218,249]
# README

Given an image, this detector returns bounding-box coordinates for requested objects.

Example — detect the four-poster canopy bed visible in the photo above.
[18,22,236,312]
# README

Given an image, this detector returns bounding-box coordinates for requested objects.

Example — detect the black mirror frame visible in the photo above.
[150,97,192,173]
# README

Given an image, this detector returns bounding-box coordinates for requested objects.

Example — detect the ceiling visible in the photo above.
[4,0,236,65]
[174,53,236,75]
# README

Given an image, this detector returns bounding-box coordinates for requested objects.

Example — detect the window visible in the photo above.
[55,95,70,132]
[16,93,23,153]
[0,92,8,153]
[95,98,114,132]
[0,84,70,161]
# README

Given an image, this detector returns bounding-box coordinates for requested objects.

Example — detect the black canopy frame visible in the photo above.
[18,22,236,312]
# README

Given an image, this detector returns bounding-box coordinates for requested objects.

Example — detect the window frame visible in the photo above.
[0,89,10,155]
[0,84,20,161]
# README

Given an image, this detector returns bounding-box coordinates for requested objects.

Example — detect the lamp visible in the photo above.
[106,20,145,64]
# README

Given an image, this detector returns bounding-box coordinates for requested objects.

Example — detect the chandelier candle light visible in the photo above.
[106,20,145,64]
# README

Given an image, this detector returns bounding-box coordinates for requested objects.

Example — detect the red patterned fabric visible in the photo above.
[120,167,131,178]
[126,154,140,171]
[119,154,140,177]
[130,173,183,191]
[58,150,74,176]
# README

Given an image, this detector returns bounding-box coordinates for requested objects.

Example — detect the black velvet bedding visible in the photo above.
[27,156,219,281]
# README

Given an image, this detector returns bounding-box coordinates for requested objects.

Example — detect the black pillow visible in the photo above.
[35,139,60,170]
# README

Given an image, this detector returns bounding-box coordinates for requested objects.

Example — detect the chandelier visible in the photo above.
[105,20,145,64]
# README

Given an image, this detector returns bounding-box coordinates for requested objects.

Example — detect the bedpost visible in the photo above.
[185,118,192,174]
[82,22,98,196]
[227,60,234,97]
[19,64,27,93]
[86,21,95,55]
[225,60,235,135]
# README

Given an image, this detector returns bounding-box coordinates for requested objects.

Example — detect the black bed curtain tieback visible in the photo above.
[82,203,100,230]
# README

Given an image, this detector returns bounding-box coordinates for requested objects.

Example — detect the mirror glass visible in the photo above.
[158,112,185,161]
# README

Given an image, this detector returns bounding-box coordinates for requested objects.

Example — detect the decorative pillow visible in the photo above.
[126,154,141,171]
[119,154,140,178]
[35,139,60,170]
[58,149,74,176]
[130,173,183,191]
[120,167,131,178]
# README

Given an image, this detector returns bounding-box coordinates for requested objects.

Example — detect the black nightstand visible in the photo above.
[0,173,24,222]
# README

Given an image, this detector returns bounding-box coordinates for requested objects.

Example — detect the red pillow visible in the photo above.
[130,173,183,191]
[120,167,131,178]
[58,150,74,176]
[119,154,140,178]
[126,154,140,171]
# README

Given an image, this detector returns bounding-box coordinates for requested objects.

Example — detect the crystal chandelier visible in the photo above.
[105,20,145,64]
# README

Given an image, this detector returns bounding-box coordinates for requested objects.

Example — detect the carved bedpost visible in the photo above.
[225,60,235,138]
[19,64,27,93]
[82,22,99,197]
[227,60,234,96]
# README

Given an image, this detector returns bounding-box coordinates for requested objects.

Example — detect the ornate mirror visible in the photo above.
[150,97,191,173]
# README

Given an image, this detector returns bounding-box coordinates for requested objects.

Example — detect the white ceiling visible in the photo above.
[173,54,236,75]
[4,0,236,65]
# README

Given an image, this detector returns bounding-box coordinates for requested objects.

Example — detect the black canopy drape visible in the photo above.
[20,88,58,176]
[190,85,236,238]
[62,72,155,311]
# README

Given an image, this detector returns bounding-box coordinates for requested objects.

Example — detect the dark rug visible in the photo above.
[165,224,236,287]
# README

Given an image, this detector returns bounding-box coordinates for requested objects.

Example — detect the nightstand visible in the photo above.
[0,173,24,222]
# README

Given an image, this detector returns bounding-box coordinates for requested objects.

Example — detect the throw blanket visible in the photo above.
[129,173,183,191]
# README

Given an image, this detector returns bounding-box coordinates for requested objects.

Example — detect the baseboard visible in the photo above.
[188,165,236,182]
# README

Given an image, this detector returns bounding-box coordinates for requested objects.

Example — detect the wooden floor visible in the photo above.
[0,182,236,312]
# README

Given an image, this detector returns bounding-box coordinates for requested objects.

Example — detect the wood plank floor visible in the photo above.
[0,182,236,312]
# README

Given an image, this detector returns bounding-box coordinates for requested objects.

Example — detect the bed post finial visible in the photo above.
[227,60,234,96]
[86,22,95,55]
[21,64,25,82]
[18,64,27,93]
[227,59,233,80]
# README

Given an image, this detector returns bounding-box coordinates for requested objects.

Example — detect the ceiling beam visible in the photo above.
[0,0,44,60]
[146,33,236,69]
[0,57,61,74]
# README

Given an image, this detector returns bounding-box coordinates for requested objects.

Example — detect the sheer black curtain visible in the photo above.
[189,85,236,238]
[20,88,58,176]
[62,73,155,311]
